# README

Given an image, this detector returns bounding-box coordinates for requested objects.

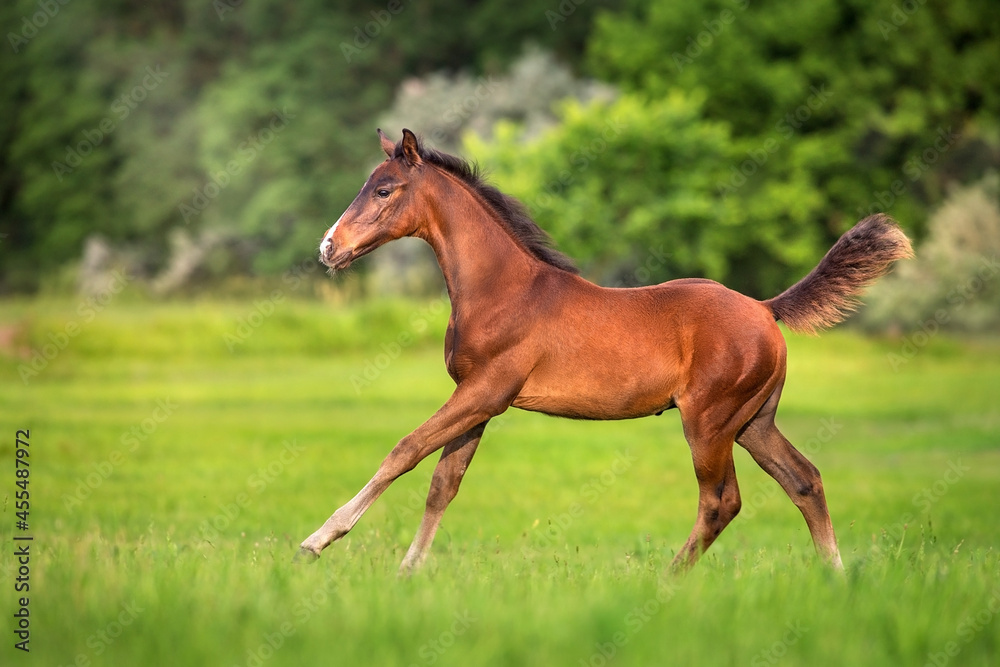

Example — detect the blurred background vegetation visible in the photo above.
[2,0,998,330]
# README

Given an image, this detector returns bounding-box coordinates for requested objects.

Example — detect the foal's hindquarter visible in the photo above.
[514,277,833,569]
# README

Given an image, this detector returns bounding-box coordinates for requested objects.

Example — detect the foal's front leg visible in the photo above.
[399,421,486,573]
[297,382,506,561]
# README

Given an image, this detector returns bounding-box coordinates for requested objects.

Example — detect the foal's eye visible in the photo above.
[376,188,391,199]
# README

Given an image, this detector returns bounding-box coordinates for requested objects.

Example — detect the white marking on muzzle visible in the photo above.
[321,175,370,257]
[319,215,343,258]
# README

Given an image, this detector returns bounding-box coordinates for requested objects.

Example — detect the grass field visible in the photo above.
[1,296,998,666]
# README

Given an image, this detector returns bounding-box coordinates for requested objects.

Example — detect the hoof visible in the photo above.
[293,546,320,564]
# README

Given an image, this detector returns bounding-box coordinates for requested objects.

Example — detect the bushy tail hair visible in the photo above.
[764,214,913,335]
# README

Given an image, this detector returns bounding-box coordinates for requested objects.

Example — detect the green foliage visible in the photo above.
[380,46,615,154]
[861,173,1000,333]
[586,0,1000,260]
[0,0,624,293]
[466,0,1000,297]
[4,0,999,305]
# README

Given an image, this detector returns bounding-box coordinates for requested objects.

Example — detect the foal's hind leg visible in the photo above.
[671,446,742,570]
[398,421,486,574]
[672,374,783,570]
[736,385,843,569]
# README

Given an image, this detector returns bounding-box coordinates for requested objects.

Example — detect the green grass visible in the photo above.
[1,297,999,666]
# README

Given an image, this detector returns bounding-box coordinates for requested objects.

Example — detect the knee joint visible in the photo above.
[727,496,742,520]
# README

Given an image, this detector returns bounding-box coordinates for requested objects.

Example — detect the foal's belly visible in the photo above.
[512,391,677,420]
[512,355,681,420]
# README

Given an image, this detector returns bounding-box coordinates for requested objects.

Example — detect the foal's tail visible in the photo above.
[764,214,913,335]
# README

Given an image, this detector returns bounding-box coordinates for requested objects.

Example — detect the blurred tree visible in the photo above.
[861,172,1000,334]
[581,0,1000,293]
[5,0,994,298]
[0,0,624,293]
[380,45,615,154]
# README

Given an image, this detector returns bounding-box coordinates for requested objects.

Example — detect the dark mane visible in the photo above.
[395,140,579,274]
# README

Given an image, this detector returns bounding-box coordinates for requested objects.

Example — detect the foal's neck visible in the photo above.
[416,169,541,307]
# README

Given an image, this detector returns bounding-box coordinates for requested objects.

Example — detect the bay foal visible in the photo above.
[299,129,912,571]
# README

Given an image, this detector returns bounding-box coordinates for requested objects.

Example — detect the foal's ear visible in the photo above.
[400,128,422,167]
[377,128,395,158]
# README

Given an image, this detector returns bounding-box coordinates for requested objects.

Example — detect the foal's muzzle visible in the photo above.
[323,247,355,271]
[319,227,351,270]
[320,240,377,271]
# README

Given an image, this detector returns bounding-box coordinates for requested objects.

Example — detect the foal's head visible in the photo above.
[319,128,428,270]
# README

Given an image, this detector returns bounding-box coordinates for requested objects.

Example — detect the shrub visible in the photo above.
[860,173,1000,333]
